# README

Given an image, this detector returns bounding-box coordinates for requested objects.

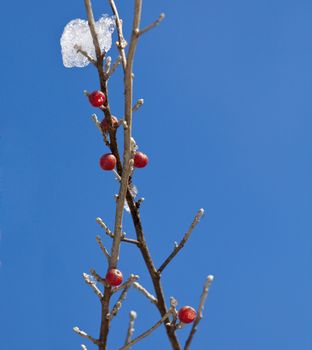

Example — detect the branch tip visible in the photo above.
[158,208,205,273]
[139,12,166,36]
[73,326,98,345]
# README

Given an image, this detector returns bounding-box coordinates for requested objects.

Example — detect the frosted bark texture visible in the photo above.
[60,15,115,68]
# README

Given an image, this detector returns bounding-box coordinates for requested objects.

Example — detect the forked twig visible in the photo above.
[158,209,205,273]
[96,217,139,245]
[184,275,214,350]
[109,275,139,319]
[118,307,174,350]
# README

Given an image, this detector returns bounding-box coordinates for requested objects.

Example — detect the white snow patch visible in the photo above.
[60,15,115,68]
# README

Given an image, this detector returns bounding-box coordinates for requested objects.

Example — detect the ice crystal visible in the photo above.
[60,15,115,68]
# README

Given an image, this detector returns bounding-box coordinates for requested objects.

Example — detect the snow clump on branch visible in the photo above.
[60,15,115,68]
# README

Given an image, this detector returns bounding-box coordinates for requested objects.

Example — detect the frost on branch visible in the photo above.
[60,15,115,68]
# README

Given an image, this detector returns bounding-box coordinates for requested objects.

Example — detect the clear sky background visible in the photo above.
[1,0,312,349]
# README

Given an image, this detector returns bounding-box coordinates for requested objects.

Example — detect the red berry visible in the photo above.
[178,306,197,324]
[105,268,123,286]
[134,152,149,168]
[88,90,106,107]
[99,153,116,171]
[100,116,118,132]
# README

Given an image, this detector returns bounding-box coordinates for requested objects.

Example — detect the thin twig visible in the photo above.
[83,273,103,299]
[96,218,139,245]
[121,237,140,245]
[133,281,158,304]
[74,45,96,65]
[124,311,137,348]
[91,113,101,130]
[108,56,122,77]
[112,274,139,293]
[158,209,205,274]
[139,13,165,36]
[132,99,144,112]
[96,236,111,261]
[90,268,108,286]
[91,114,110,145]
[96,217,114,238]
[113,169,122,181]
[184,275,214,350]
[108,0,127,70]
[105,56,112,73]
[109,275,139,319]
[73,327,99,345]
[118,307,174,350]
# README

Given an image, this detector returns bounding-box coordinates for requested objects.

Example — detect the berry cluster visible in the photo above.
[88,89,196,325]
[87,90,149,172]
[99,152,149,171]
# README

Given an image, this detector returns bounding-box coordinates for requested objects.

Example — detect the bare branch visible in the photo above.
[96,236,111,261]
[139,13,165,36]
[84,0,104,63]
[83,273,103,299]
[119,307,174,350]
[133,281,158,304]
[73,327,99,345]
[124,311,137,348]
[158,208,205,273]
[184,275,214,350]
[108,0,127,70]
[109,0,143,269]
[132,99,144,112]
[96,217,114,238]
[109,275,139,319]
[96,218,139,246]
[74,45,96,65]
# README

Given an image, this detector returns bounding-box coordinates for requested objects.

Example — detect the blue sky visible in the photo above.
[1,0,312,349]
